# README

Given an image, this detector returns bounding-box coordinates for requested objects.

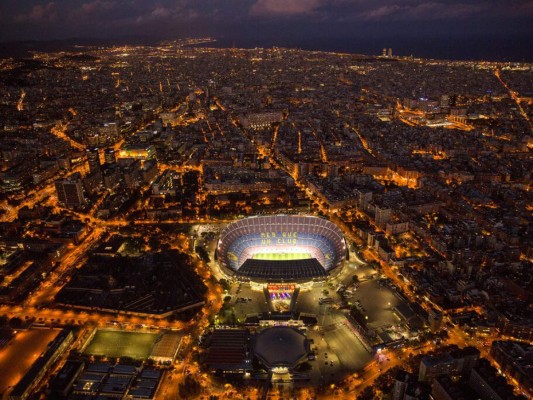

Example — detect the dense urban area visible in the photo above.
[0,38,531,400]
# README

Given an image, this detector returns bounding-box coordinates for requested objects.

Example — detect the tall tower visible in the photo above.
[392,370,414,400]
[428,308,443,332]
[86,147,101,175]
[382,48,387,57]
[104,148,116,165]
[375,206,392,229]
[388,48,393,58]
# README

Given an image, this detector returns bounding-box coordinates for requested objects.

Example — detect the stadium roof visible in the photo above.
[237,258,327,281]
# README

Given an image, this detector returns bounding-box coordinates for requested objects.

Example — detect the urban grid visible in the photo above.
[0,36,531,400]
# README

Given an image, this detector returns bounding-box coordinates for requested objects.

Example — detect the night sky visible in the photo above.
[1,0,532,61]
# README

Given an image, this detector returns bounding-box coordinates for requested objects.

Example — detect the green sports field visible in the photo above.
[83,330,159,359]
[252,252,312,261]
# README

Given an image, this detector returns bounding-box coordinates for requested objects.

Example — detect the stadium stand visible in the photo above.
[218,215,346,281]
[238,259,327,281]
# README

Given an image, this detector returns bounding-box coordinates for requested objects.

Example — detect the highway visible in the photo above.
[494,69,533,134]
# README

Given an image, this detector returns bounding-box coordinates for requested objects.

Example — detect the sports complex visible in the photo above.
[216,215,348,283]
[83,330,158,359]
[82,329,182,363]
[207,214,381,387]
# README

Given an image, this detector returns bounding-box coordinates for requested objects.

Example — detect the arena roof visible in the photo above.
[253,327,310,369]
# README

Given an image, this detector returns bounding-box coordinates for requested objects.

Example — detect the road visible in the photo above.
[26,228,103,307]
[494,69,532,134]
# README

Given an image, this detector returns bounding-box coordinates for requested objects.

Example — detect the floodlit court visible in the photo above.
[252,252,312,261]
[83,330,159,359]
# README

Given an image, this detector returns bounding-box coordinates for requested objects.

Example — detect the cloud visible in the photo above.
[361,4,402,20]
[250,0,322,16]
[1,0,531,45]
[81,0,117,15]
[248,0,497,21]
[133,2,200,24]
[134,5,173,23]
[507,0,533,16]
[360,1,484,21]
[15,2,58,23]
[408,2,481,19]
[151,5,173,19]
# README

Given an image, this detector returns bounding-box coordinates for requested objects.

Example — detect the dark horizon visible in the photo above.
[0,0,531,62]
[0,32,532,63]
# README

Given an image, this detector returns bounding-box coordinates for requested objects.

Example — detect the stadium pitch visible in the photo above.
[252,252,312,261]
[83,330,159,359]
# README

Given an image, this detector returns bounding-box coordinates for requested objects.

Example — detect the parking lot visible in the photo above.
[226,282,270,322]
[212,248,414,384]
[0,329,59,395]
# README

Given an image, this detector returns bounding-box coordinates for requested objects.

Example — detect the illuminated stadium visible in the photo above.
[217,215,347,282]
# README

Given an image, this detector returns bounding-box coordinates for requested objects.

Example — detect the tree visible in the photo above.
[196,246,210,262]
[178,375,201,398]
[219,278,231,291]
[122,239,140,255]
[357,386,375,400]
[148,235,161,250]
[9,317,23,329]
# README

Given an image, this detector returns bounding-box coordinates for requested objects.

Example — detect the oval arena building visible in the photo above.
[217,215,347,282]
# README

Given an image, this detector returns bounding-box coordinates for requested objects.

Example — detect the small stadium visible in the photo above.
[83,330,158,359]
[83,330,182,362]
[217,215,347,282]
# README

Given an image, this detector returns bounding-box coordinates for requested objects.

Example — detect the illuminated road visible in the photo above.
[26,228,103,307]
[50,121,86,151]
[0,162,88,223]
[227,118,523,397]
[0,230,224,331]
[495,69,533,134]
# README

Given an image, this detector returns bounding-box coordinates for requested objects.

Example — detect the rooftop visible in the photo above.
[253,326,310,369]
